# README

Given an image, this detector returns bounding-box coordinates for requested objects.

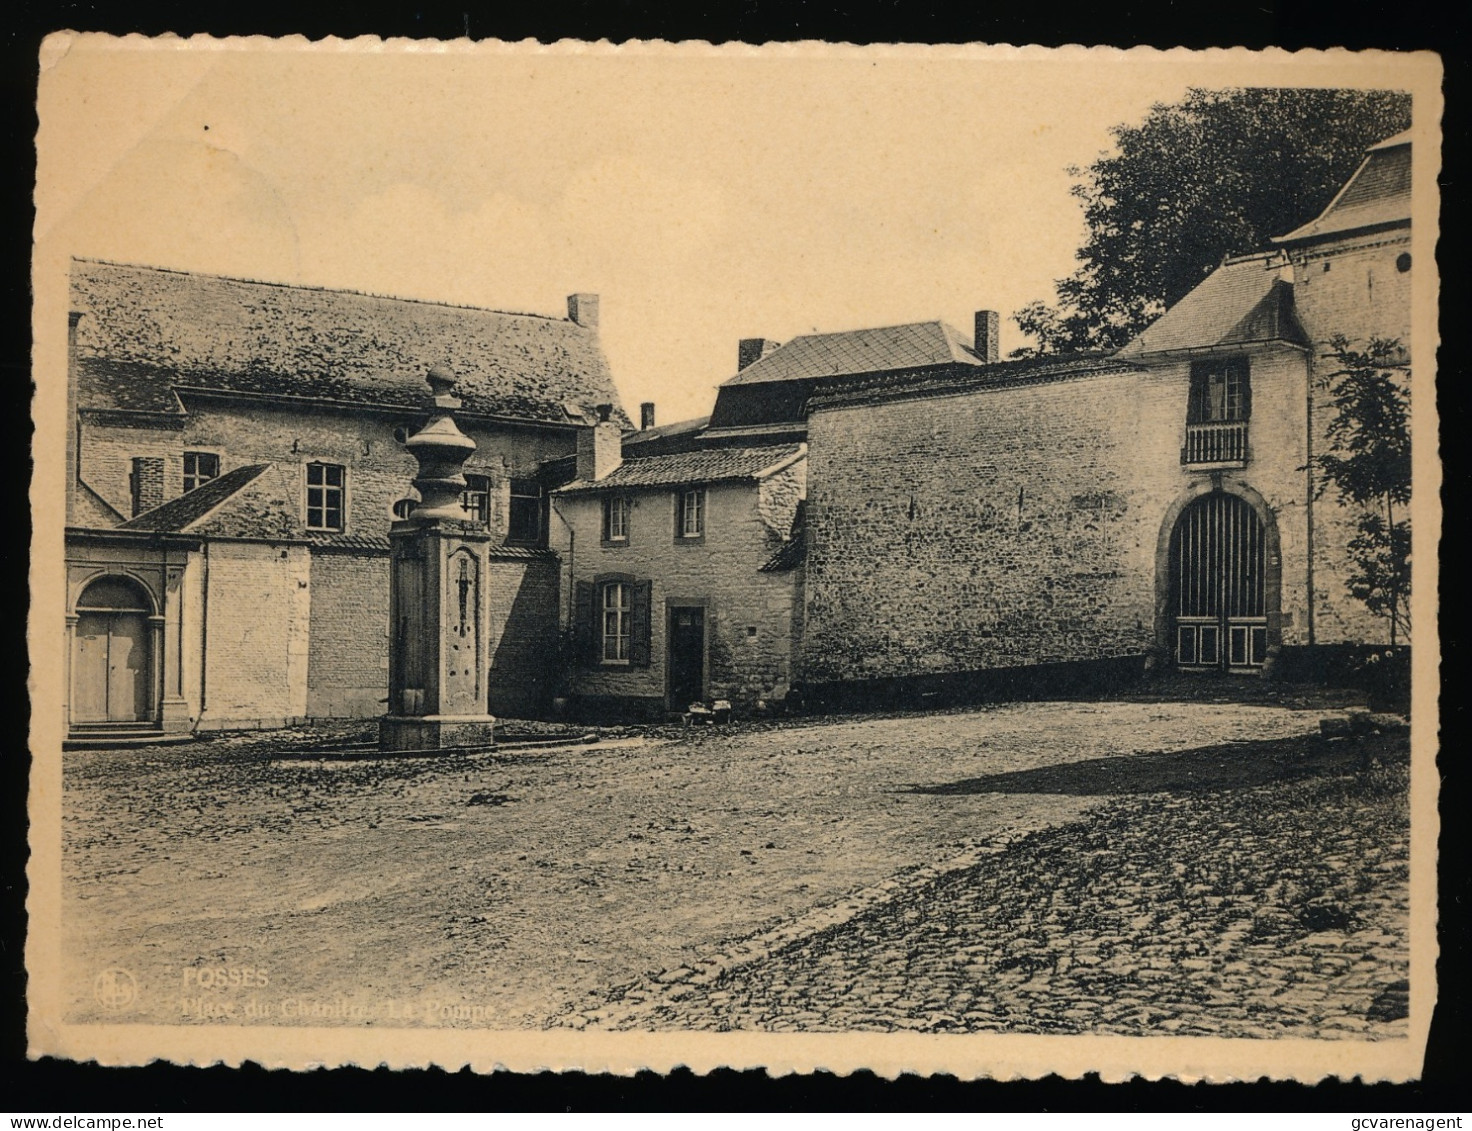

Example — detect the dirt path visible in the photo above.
[62,701,1328,1029]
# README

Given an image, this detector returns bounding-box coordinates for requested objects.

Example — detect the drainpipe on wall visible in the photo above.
[199,540,210,722]
[1305,366,1317,647]
[549,497,574,629]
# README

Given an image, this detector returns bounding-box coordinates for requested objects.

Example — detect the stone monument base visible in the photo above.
[379,714,497,753]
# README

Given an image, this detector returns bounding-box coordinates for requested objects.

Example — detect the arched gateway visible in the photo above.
[1165,491,1274,672]
[71,575,154,723]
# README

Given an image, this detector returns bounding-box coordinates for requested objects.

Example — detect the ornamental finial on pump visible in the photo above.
[401,366,477,520]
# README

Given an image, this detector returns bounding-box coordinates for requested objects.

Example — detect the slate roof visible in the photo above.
[1274,132,1412,245]
[556,443,805,494]
[70,259,629,427]
[119,464,272,532]
[623,415,711,453]
[806,352,1136,411]
[721,321,984,386]
[1116,255,1309,358]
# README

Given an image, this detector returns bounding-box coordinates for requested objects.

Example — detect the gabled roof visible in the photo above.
[1274,132,1412,245]
[1117,255,1309,358]
[555,443,805,494]
[721,321,983,387]
[70,259,629,427]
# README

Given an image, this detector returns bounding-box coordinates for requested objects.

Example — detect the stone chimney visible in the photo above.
[640,402,656,430]
[738,337,781,371]
[567,293,600,330]
[974,310,1000,364]
[577,403,623,482]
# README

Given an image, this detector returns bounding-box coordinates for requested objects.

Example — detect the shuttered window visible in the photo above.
[575,576,651,667]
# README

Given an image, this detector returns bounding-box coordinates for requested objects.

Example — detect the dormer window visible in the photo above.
[1183,358,1251,465]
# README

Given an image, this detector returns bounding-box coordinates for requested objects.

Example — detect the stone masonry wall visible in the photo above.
[556,474,803,713]
[803,348,1316,686]
[199,541,311,728]
[306,549,391,718]
[1288,229,1414,646]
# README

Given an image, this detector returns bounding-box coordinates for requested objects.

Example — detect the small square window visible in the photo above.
[603,495,630,542]
[183,451,220,493]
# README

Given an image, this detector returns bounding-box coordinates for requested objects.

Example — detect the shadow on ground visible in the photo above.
[905,731,1405,797]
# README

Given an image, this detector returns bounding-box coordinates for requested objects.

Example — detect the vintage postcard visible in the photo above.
[28,36,1442,1081]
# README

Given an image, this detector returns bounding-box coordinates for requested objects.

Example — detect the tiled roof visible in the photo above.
[1117,255,1309,358]
[721,321,983,386]
[306,532,393,552]
[1274,134,1412,245]
[70,259,629,427]
[806,352,1135,411]
[119,464,271,532]
[556,443,805,494]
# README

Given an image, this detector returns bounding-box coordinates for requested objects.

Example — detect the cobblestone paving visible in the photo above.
[581,732,1410,1039]
[60,699,1376,1031]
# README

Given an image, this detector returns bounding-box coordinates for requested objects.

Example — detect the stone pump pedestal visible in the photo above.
[379,367,497,752]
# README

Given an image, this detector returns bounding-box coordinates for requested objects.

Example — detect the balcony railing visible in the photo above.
[1182,420,1249,465]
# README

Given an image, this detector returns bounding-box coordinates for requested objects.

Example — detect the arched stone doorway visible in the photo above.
[1156,486,1281,673]
[71,575,156,723]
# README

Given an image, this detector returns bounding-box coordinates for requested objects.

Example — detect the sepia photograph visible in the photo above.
[26,36,1441,1081]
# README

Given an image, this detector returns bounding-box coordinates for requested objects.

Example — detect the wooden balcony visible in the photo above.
[1182,420,1249,466]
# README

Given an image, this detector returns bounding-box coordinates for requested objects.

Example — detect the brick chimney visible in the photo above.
[640,402,656,430]
[974,310,999,363]
[738,338,781,371]
[577,403,623,482]
[567,293,600,330]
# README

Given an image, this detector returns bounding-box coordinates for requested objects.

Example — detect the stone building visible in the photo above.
[550,411,806,719]
[797,131,1414,704]
[63,259,626,740]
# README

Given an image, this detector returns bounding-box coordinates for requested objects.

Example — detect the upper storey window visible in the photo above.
[183,451,220,493]
[305,462,346,531]
[1183,358,1251,466]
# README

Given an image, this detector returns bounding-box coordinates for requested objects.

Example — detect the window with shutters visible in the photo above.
[675,488,705,541]
[182,451,220,493]
[603,495,630,543]
[601,581,630,662]
[575,576,652,668]
[305,462,346,531]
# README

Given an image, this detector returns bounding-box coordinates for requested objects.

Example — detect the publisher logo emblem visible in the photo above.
[94,967,137,1010]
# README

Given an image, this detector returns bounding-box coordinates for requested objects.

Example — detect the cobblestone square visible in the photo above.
[61,698,1408,1038]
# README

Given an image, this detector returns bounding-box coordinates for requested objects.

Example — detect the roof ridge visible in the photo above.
[71,257,573,324]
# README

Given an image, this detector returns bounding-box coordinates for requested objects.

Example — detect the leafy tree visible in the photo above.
[1015,88,1412,355]
[1312,337,1412,645]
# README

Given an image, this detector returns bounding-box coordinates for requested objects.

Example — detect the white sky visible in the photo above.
[35,42,1207,423]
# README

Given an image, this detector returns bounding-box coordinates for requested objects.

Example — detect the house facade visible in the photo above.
[550,415,806,719]
[797,132,1413,703]
[63,259,627,738]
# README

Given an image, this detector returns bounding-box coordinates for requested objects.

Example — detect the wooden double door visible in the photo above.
[72,578,153,723]
[1170,492,1269,672]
